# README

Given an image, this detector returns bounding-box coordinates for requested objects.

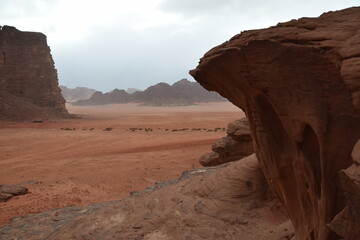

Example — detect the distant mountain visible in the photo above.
[74,79,226,106]
[126,88,142,94]
[60,86,96,102]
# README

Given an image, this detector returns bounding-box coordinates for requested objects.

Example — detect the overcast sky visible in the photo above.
[1,0,359,92]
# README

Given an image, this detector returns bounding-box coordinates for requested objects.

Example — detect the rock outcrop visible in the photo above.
[328,139,360,239]
[0,26,69,120]
[190,7,360,240]
[199,118,254,166]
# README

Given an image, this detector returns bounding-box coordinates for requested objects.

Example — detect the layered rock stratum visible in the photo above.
[191,7,360,240]
[0,26,69,120]
[199,118,254,166]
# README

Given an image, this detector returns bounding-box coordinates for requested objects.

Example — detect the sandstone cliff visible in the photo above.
[190,7,360,240]
[0,26,69,120]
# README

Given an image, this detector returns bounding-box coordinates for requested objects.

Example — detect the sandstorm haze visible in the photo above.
[0,0,358,92]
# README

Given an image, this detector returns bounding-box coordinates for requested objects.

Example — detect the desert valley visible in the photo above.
[0,102,244,225]
[0,6,360,240]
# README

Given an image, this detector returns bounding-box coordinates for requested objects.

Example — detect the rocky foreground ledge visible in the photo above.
[0,156,291,239]
[191,7,360,240]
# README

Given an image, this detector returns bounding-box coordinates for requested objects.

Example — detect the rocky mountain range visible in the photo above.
[73,79,226,106]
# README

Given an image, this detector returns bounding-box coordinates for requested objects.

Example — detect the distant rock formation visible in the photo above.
[126,88,141,94]
[60,86,96,102]
[0,26,69,120]
[74,79,226,106]
[199,118,254,166]
[191,7,360,240]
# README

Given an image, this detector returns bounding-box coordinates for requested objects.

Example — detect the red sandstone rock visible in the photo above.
[190,7,360,240]
[328,140,360,239]
[0,26,69,120]
[227,118,252,141]
[0,184,28,202]
[199,152,221,166]
[199,117,254,166]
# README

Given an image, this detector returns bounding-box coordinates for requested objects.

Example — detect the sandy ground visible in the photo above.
[0,102,244,225]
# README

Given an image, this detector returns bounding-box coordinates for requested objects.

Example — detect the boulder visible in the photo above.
[211,135,253,161]
[190,7,360,240]
[226,118,252,141]
[199,117,254,167]
[0,184,28,202]
[198,152,220,166]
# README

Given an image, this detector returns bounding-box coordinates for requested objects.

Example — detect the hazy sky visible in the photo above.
[1,0,359,92]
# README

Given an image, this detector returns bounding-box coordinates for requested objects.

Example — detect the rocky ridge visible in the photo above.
[74,79,226,106]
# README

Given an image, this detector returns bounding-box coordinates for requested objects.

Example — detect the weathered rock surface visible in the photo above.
[328,139,360,239]
[0,184,28,202]
[190,7,360,240]
[0,26,69,120]
[227,118,252,141]
[199,151,221,166]
[199,118,254,166]
[0,154,289,239]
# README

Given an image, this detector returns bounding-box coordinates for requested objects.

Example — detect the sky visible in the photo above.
[0,0,359,92]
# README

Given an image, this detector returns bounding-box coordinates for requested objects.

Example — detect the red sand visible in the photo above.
[0,102,244,225]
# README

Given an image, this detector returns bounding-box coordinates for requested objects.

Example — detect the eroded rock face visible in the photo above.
[199,118,254,166]
[227,118,252,141]
[0,26,69,120]
[328,140,360,239]
[190,7,360,240]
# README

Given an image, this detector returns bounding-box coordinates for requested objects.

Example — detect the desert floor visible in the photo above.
[0,102,244,225]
